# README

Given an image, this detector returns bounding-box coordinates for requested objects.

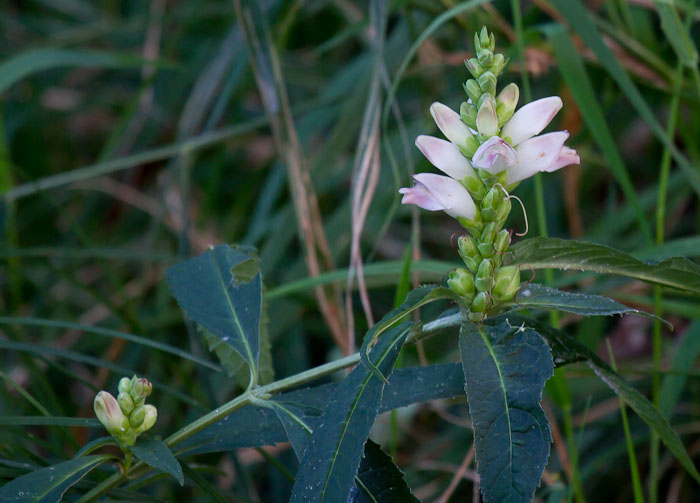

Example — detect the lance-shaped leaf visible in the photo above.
[514,283,670,326]
[0,455,112,503]
[511,237,700,294]
[460,320,554,503]
[166,245,262,380]
[498,314,700,483]
[290,323,409,503]
[131,438,184,486]
[272,404,418,503]
[177,362,466,456]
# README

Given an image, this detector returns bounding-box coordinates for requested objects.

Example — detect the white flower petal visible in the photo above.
[471,136,517,174]
[501,96,563,146]
[430,102,471,147]
[401,173,476,220]
[507,131,569,184]
[415,135,475,180]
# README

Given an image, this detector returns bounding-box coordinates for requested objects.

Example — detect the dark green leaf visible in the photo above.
[511,237,700,294]
[166,245,262,381]
[497,314,700,483]
[514,283,669,326]
[659,322,700,418]
[289,323,409,503]
[0,455,111,503]
[130,438,184,486]
[177,362,465,456]
[460,320,554,503]
[350,440,419,503]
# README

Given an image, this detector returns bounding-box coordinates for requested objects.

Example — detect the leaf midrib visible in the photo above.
[478,327,513,493]
[209,250,257,375]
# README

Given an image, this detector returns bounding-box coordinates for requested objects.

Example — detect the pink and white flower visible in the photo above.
[399,173,476,220]
[471,96,580,184]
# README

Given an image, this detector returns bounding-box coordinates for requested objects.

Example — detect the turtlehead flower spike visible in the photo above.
[400,26,580,322]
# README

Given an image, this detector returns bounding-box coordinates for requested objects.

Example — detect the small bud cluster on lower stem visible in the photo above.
[94,375,158,454]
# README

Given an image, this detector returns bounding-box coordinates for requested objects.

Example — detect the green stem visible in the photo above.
[76,313,461,502]
[607,340,645,503]
[650,53,685,503]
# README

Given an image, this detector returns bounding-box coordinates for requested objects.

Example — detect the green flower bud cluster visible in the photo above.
[94,375,157,448]
[448,27,522,321]
[460,27,512,146]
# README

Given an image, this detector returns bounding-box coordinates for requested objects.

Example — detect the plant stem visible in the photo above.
[607,340,645,503]
[76,312,462,502]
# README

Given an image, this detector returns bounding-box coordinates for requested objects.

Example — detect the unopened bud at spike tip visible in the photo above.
[118,377,132,394]
[478,48,493,67]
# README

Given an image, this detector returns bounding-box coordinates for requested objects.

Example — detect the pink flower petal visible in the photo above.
[501,96,563,146]
[415,135,475,180]
[430,102,471,147]
[507,131,569,184]
[471,136,517,174]
[400,173,476,220]
[544,146,580,172]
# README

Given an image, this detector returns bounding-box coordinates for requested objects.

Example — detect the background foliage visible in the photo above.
[1,0,699,501]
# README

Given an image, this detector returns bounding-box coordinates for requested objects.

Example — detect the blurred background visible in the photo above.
[1,0,699,501]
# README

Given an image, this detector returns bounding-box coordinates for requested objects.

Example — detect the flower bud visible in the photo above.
[458,236,481,273]
[476,98,498,138]
[494,229,511,253]
[458,134,480,159]
[447,268,475,301]
[130,406,146,429]
[480,222,497,244]
[478,48,493,67]
[496,83,519,126]
[478,71,497,96]
[479,27,490,51]
[470,291,490,316]
[134,405,157,434]
[493,266,521,302]
[465,58,485,79]
[495,195,512,223]
[118,391,134,415]
[118,377,132,394]
[480,187,501,220]
[490,53,507,77]
[94,391,128,436]
[130,377,152,402]
[464,79,482,104]
[463,174,486,201]
[475,258,494,292]
[460,104,478,131]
